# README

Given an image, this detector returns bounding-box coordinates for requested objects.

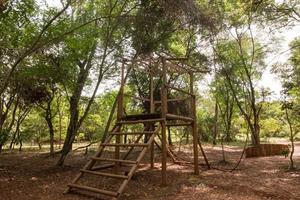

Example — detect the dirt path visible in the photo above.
[0,144,300,200]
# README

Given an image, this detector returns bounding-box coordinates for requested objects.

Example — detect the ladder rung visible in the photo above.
[117,118,164,124]
[68,183,118,197]
[80,169,128,179]
[91,157,137,164]
[101,143,148,147]
[166,114,194,122]
[110,131,155,135]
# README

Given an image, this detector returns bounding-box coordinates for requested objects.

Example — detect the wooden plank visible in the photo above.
[117,60,125,120]
[167,98,188,102]
[166,123,192,127]
[91,157,137,164]
[166,84,195,96]
[110,131,155,135]
[154,98,188,104]
[117,128,157,196]
[165,61,189,74]
[161,57,168,186]
[121,113,161,120]
[114,126,121,173]
[101,65,132,143]
[68,183,118,197]
[115,61,125,173]
[80,169,128,179]
[149,70,155,169]
[64,134,115,194]
[166,113,194,122]
[117,118,164,124]
[190,73,199,175]
[91,163,114,171]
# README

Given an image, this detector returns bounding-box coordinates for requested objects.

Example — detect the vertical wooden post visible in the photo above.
[150,65,155,168]
[115,60,125,173]
[190,72,199,175]
[150,69,154,114]
[117,60,125,120]
[161,57,168,185]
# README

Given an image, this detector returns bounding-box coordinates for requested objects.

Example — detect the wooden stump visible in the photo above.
[245,144,289,158]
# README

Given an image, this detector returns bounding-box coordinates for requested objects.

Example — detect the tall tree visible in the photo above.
[274,38,300,169]
[57,0,134,166]
[215,36,265,145]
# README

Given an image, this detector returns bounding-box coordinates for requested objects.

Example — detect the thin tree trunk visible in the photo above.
[285,108,295,169]
[17,128,22,152]
[221,136,226,162]
[167,126,172,146]
[45,114,55,155]
[58,105,62,149]
[185,128,189,144]
[213,99,218,145]
[57,97,80,166]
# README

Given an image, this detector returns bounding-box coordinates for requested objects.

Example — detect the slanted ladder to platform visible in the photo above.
[65,118,161,199]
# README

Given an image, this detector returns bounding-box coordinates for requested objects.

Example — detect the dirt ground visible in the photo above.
[1,143,300,200]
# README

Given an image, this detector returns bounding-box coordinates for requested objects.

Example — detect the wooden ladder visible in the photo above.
[65,119,161,199]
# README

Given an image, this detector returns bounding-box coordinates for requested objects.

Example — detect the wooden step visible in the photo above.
[166,113,194,122]
[68,183,118,197]
[117,118,164,124]
[80,169,128,179]
[110,131,155,135]
[100,143,148,147]
[91,157,137,164]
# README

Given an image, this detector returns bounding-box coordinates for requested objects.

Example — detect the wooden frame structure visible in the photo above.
[65,56,206,199]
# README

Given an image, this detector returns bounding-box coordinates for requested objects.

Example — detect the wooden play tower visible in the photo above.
[65,56,206,199]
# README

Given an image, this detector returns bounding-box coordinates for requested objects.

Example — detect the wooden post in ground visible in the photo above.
[190,72,199,175]
[161,57,168,185]
[150,64,155,169]
[115,60,125,173]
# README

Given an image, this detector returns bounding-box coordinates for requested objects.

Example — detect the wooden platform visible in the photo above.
[122,113,161,121]
[122,113,194,123]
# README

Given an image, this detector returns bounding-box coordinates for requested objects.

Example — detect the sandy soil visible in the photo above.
[0,143,300,200]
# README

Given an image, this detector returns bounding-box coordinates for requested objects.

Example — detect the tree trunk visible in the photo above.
[58,106,62,149]
[225,101,234,142]
[285,108,295,169]
[57,97,80,166]
[45,114,55,155]
[250,124,260,146]
[38,142,42,150]
[17,128,22,151]
[212,99,218,145]
[9,132,17,149]
[56,58,91,166]
[167,126,172,146]
[185,128,189,144]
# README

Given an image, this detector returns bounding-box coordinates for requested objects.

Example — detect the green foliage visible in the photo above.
[0,129,10,147]
[281,147,290,158]
[21,110,48,143]
[1,0,300,154]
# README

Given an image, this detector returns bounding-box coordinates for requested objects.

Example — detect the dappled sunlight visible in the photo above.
[1,143,300,199]
[0,0,300,199]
